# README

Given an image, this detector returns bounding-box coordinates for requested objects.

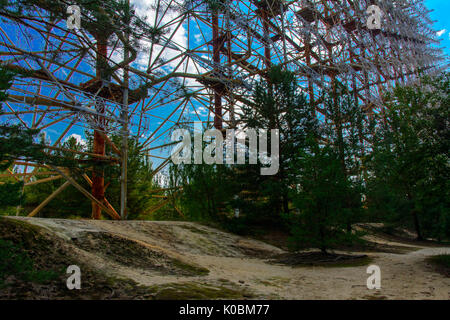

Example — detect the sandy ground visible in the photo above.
[9,217,450,300]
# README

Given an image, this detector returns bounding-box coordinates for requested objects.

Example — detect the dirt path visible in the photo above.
[10,217,450,300]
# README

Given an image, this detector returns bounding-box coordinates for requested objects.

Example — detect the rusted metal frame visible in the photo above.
[27,181,71,217]
[91,28,108,220]
[141,140,182,154]
[12,161,48,168]
[0,171,59,178]
[81,174,121,220]
[144,55,190,110]
[7,87,120,123]
[141,98,187,148]
[146,13,188,72]
[0,43,94,81]
[149,142,184,179]
[212,8,224,130]
[143,126,177,151]
[44,145,119,162]
[134,101,146,139]
[38,113,76,130]
[188,96,233,129]
[24,175,63,187]
[46,165,120,220]
[2,102,30,128]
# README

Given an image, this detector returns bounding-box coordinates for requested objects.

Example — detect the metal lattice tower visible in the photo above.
[0,0,446,219]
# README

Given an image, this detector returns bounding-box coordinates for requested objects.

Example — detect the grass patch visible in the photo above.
[171,258,210,276]
[148,282,252,300]
[427,255,450,277]
[362,294,388,300]
[0,218,165,299]
[0,239,60,287]
[316,256,374,268]
[0,218,66,290]
[429,255,450,268]
[270,252,373,268]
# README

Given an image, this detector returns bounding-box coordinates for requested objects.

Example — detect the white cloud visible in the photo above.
[437,29,447,37]
[66,134,87,147]
[194,33,202,43]
[130,0,188,73]
[126,0,209,88]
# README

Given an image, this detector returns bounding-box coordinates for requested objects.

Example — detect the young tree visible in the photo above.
[239,65,317,218]
[0,67,49,209]
[25,133,161,219]
[288,139,355,253]
[284,82,371,252]
[367,73,449,240]
[100,136,159,220]
[321,82,374,232]
[23,136,91,218]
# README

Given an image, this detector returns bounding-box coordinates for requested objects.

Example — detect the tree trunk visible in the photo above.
[282,193,289,214]
[346,222,352,233]
[407,192,423,241]
[412,209,423,241]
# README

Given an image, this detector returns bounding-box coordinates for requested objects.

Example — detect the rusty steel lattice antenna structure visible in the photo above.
[0,0,445,219]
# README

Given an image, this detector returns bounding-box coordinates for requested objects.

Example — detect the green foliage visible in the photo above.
[24,134,160,219]
[0,182,23,208]
[239,65,317,219]
[320,82,373,231]
[0,239,59,287]
[171,134,238,222]
[0,65,81,211]
[367,73,450,240]
[287,140,358,253]
[0,67,44,171]
[205,0,226,12]
[429,254,450,268]
[0,68,21,209]
[172,66,369,247]
[0,67,35,209]
[101,136,159,219]
[171,66,318,231]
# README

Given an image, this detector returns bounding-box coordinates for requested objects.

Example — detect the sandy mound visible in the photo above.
[1,217,449,300]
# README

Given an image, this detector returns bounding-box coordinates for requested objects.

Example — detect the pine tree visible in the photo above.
[367,73,449,240]
[321,82,374,232]
[0,67,42,208]
[239,65,317,218]
[288,139,354,253]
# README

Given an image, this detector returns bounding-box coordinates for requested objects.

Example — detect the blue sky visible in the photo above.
[426,0,450,58]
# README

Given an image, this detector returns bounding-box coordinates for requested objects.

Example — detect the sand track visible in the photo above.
[7,217,450,300]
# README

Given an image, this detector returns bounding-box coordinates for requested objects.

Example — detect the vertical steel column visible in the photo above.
[212,10,222,131]
[92,35,107,220]
[261,9,271,71]
[226,4,235,127]
[120,0,130,220]
[305,37,314,106]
